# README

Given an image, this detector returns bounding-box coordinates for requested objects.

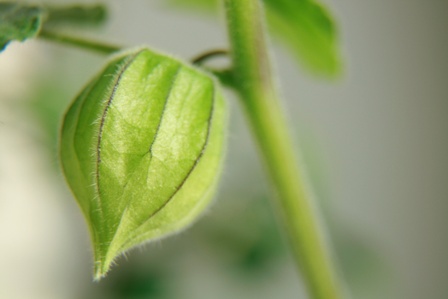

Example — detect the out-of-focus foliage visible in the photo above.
[0,3,108,52]
[333,227,390,299]
[165,0,342,76]
[0,3,44,51]
[43,4,107,28]
[198,197,286,275]
[89,260,174,299]
[265,0,341,76]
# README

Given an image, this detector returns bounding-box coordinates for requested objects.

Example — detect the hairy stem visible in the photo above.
[223,1,343,298]
[38,29,121,54]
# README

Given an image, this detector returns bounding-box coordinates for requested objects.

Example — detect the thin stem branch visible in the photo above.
[38,29,121,54]
[192,49,234,88]
[191,49,229,65]
[223,1,343,298]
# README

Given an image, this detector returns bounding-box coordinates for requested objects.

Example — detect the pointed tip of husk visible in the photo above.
[92,250,115,281]
[93,261,107,281]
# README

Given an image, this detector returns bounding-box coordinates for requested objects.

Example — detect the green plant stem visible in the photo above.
[223,1,343,298]
[192,49,229,65]
[38,29,121,54]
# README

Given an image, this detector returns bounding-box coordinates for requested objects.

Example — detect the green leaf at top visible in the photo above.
[0,3,45,51]
[164,0,342,77]
[264,0,341,76]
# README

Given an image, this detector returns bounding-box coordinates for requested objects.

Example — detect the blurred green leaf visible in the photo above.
[333,226,391,299]
[0,3,45,51]
[44,4,107,28]
[86,255,174,299]
[197,197,286,277]
[164,0,342,76]
[265,0,341,76]
[102,268,172,299]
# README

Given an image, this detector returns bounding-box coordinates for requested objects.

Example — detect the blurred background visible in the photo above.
[0,0,447,298]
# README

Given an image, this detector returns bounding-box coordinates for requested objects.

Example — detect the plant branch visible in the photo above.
[192,49,235,89]
[38,29,121,54]
[192,49,229,65]
[223,1,344,298]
